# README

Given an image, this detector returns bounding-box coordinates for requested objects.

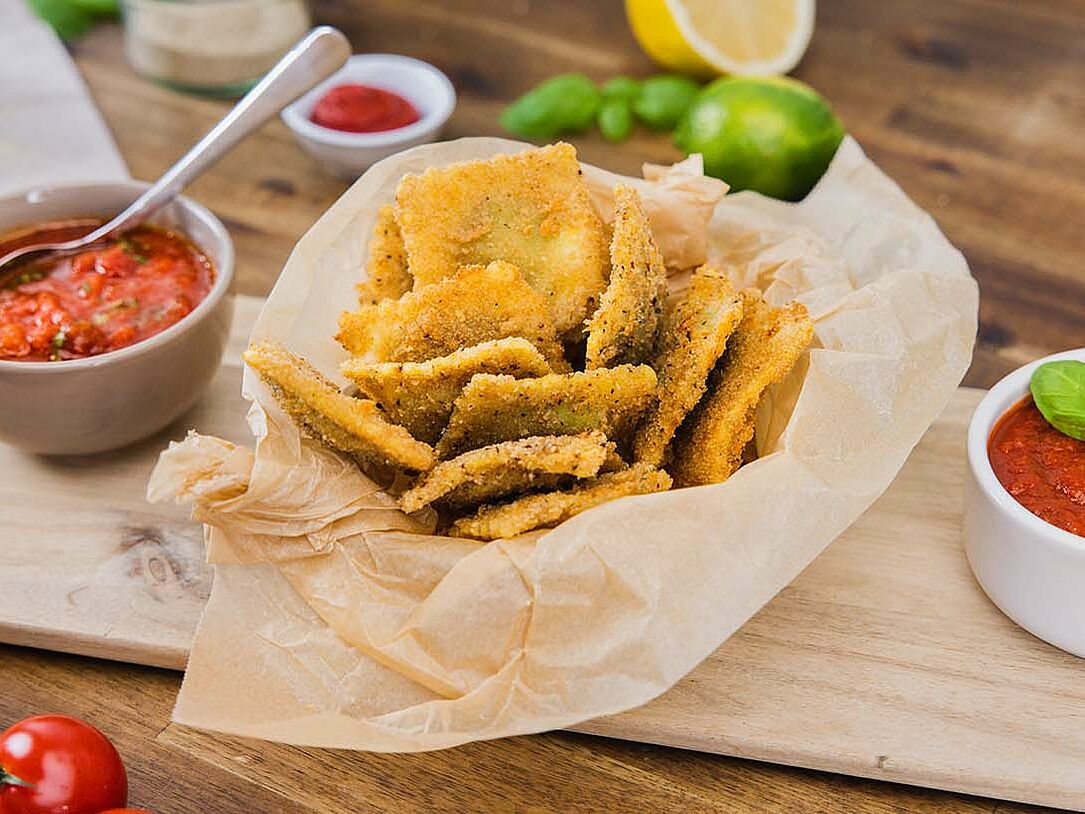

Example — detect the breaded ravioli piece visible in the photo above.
[399,431,614,513]
[449,463,672,540]
[394,143,608,337]
[585,185,668,369]
[341,338,552,445]
[632,266,745,467]
[336,261,569,370]
[670,291,814,487]
[436,365,658,459]
[243,340,435,473]
[355,204,412,306]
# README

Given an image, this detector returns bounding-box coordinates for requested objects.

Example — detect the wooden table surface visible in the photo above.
[5,1,1084,812]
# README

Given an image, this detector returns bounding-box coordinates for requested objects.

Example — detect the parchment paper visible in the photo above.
[149,136,978,750]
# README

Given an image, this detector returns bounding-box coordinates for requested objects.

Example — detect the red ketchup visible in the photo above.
[310,84,420,133]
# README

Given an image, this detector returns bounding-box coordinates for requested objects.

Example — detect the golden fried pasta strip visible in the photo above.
[336,261,569,370]
[394,143,608,337]
[400,431,614,513]
[670,290,814,487]
[243,340,435,472]
[342,338,552,445]
[585,185,667,369]
[436,365,658,459]
[355,204,412,306]
[632,266,744,466]
[449,463,672,540]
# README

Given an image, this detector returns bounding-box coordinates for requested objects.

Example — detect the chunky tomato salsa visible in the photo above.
[988,396,1085,538]
[0,221,214,362]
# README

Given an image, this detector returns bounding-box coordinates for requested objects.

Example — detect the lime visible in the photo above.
[674,76,844,201]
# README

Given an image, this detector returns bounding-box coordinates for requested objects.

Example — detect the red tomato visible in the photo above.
[0,715,128,814]
[99,810,154,813]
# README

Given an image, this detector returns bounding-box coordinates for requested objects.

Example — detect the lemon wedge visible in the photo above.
[625,0,816,77]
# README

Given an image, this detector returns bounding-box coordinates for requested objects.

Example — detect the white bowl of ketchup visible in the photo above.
[964,347,1085,658]
[281,53,456,179]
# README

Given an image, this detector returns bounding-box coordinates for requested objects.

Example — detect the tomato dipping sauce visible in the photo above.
[0,221,214,362]
[988,395,1085,538]
[310,84,420,133]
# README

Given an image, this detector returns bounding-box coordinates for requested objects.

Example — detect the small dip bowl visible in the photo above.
[281,53,456,179]
[0,182,234,455]
[964,348,1085,657]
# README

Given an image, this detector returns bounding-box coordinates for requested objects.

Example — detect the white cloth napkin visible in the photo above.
[0,0,128,195]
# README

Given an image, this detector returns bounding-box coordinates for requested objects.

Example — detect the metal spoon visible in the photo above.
[0,25,351,276]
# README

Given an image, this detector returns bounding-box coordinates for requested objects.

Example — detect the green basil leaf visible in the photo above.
[597,99,634,142]
[632,75,701,130]
[601,76,641,103]
[500,74,602,139]
[27,0,94,39]
[1030,359,1085,441]
[67,0,119,13]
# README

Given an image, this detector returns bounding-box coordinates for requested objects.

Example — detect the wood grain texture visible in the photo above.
[1,300,1083,811]
[2,1,1080,811]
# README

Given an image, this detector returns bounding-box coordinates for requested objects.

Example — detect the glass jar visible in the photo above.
[121,0,312,97]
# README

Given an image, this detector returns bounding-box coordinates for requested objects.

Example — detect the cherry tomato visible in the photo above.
[99,810,154,813]
[0,715,128,814]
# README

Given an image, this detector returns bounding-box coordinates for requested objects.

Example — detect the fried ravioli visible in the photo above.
[341,338,552,445]
[585,185,667,369]
[243,340,435,472]
[436,365,658,459]
[399,432,613,513]
[355,204,412,306]
[336,261,570,370]
[670,290,814,487]
[449,463,672,540]
[394,143,608,337]
[632,266,744,467]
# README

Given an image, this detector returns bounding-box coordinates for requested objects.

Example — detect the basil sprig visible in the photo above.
[501,72,703,144]
[1030,359,1085,441]
[500,74,602,140]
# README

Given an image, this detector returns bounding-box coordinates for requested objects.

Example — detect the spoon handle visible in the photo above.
[87,26,351,243]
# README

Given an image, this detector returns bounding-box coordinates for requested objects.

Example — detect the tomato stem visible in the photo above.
[1,769,33,788]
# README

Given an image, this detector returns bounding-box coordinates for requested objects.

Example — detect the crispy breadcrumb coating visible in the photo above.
[355,204,412,306]
[449,463,672,540]
[394,143,608,338]
[585,185,668,369]
[670,290,814,487]
[243,340,435,472]
[400,431,613,513]
[632,266,744,467]
[342,338,552,444]
[436,365,658,459]
[336,261,569,371]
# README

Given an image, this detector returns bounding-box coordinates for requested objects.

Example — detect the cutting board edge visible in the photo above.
[569,720,1084,813]
[1,620,189,671]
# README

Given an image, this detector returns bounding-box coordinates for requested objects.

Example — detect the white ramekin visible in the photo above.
[0,182,234,455]
[281,53,456,179]
[964,347,1085,657]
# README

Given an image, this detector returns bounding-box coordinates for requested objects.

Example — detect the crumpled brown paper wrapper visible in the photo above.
[149,136,977,751]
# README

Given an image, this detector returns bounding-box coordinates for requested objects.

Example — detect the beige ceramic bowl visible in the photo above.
[0,182,234,455]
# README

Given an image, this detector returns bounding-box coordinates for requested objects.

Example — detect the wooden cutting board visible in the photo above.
[1,296,1083,812]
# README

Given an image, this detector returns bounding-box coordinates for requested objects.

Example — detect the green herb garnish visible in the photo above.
[500,73,602,140]
[597,99,634,143]
[118,237,148,264]
[92,298,139,324]
[49,327,68,360]
[1030,360,1085,441]
[632,75,701,130]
